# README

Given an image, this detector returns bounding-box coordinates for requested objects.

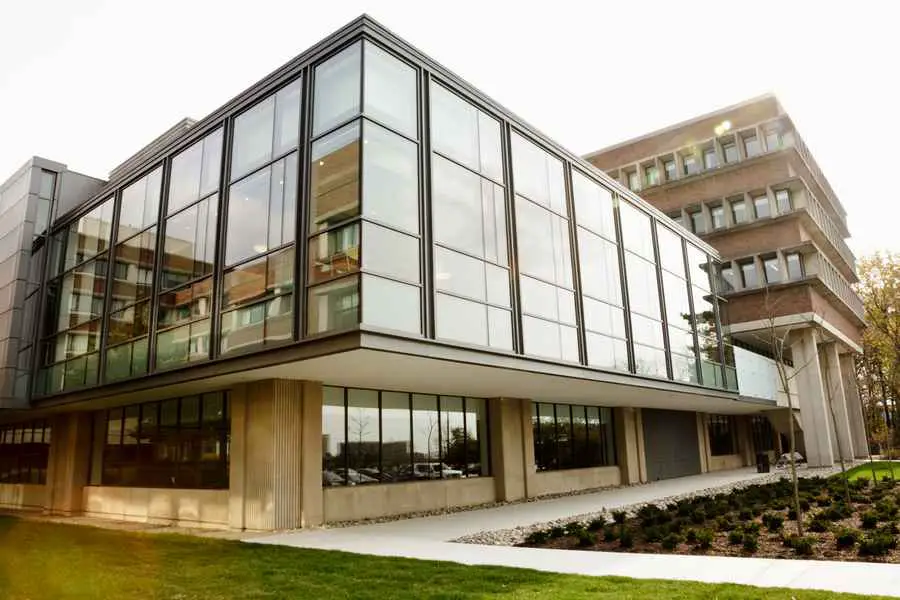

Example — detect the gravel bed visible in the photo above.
[454,464,857,546]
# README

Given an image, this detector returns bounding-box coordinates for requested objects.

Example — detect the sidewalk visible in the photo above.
[250,467,900,597]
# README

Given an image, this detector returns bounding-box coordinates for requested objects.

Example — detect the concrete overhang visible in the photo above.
[23,329,773,419]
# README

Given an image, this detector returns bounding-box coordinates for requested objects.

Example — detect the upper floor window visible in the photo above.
[710,205,725,230]
[663,158,676,181]
[689,208,705,234]
[739,260,758,288]
[765,128,782,151]
[720,266,735,292]
[743,134,761,158]
[682,154,700,176]
[786,252,803,280]
[722,141,738,164]
[667,211,683,228]
[644,164,659,187]
[731,199,748,224]
[753,195,770,219]
[627,170,640,191]
[703,147,717,170]
[775,189,792,213]
[763,255,781,284]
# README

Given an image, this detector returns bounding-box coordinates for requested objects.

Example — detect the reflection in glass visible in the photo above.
[412,394,439,467]
[515,196,572,287]
[430,82,503,182]
[105,337,148,382]
[362,274,420,334]
[308,223,359,286]
[577,229,621,305]
[625,253,660,319]
[618,201,654,261]
[220,295,293,355]
[346,389,379,483]
[572,171,616,240]
[585,332,628,371]
[118,168,162,238]
[155,319,210,369]
[322,386,346,485]
[656,225,686,276]
[231,79,302,181]
[307,275,359,335]
[362,222,419,283]
[58,198,114,273]
[362,122,419,233]
[364,42,417,138]
[157,278,212,329]
[310,122,360,232]
[223,248,294,309]
[313,43,361,136]
[634,344,667,378]
[522,316,578,362]
[54,258,107,332]
[107,301,151,346]
[511,133,566,214]
[112,228,157,306]
[161,195,218,290]
[168,130,223,215]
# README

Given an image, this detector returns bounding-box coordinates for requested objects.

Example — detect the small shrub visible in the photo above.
[738,508,753,521]
[619,529,634,548]
[685,529,698,544]
[661,533,683,550]
[742,533,759,553]
[643,526,663,543]
[814,495,832,507]
[716,516,736,531]
[676,503,692,517]
[822,504,849,521]
[835,527,859,549]
[690,508,707,525]
[565,522,584,536]
[602,526,617,542]
[876,498,899,519]
[525,530,549,545]
[793,536,816,556]
[728,530,743,545]
[787,507,798,520]
[880,522,900,535]
[743,521,761,535]
[854,476,871,490]
[858,533,894,557]
[799,498,812,512]
[587,518,606,532]
[576,529,596,547]
[807,518,829,533]
[612,510,627,525]
[782,534,798,548]
[548,526,565,539]
[852,493,870,504]
[861,511,879,530]
[762,513,784,532]
[750,504,764,518]
[695,528,714,550]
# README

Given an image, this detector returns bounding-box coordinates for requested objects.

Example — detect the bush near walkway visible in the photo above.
[522,473,900,563]
[0,516,885,600]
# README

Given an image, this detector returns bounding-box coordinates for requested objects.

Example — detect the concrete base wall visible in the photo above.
[529,466,621,497]
[0,483,46,509]
[82,486,229,528]
[323,477,496,523]
[708,454,743,472]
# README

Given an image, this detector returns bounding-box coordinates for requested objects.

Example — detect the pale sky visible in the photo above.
[1,0,896,258]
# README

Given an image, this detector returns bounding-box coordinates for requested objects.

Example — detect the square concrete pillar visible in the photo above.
[228,379,323,531]
[614,407,643,484]
[489,397,529,502]
[696,413,710,474]
[819,343,855,462]
[839,353,869,458]
[791,329,834,467]
[45,412,93,515]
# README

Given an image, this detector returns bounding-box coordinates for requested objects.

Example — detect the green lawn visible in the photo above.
[845,461,900,482]
[0,516,888,599]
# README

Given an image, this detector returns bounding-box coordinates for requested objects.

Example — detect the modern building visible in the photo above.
[586,95,868,468]
[0,17,843,530]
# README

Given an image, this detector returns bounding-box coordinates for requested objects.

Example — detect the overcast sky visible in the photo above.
[1,0,896,257]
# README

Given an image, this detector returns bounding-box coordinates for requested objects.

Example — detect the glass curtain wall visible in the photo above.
[571,170,627,371]
[511,132,578,362]
[39,198,115,392]
[430,82,512,350]
[323,386,489,485]
[307,42,422,336]
[619,201,667,378]
[0,420,51,484]
[656,225,700,383]
[106,167,162,381]
[532,402,615,471]
[220,79,301,355]
[686,244,729,387]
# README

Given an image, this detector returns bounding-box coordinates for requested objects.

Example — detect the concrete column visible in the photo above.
[614,407,642,484]
[696,413,710,473]
[737,417,754,466]
[229,379,320,531]
[791,329,835,466]
[45,412,93,515]
[839,353,869,458]
[489,398,528,502]
[634,408,648,483]
[819,343,854,462]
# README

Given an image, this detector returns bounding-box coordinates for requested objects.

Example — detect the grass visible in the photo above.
[0,516,889,599]
[845,461,900,482]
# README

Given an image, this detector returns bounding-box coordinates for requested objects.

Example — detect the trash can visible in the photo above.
[756,452,770,473]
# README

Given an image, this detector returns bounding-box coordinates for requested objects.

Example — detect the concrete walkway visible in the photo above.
[250,467,900,598]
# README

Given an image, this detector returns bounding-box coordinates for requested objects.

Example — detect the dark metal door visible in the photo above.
[642,409,701,481]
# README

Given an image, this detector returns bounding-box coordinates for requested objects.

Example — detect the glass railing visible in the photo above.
[733,346,778,401]
[802,189,856,273]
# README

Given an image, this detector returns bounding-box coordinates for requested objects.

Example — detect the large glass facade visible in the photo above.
[687,244,729,387]
[0,420,51,484]
[657,225,699,383]
[532,402,615,471]
[323,386,489,485]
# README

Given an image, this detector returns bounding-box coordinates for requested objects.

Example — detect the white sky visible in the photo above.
[1,0,896,257]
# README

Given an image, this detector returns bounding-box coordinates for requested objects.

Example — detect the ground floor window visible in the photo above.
[532,403,616,471]
[322,387,489,486]
[0,420,51,484]
[97,391,229,489]
[708,414,737,456]
[750,415,775,452]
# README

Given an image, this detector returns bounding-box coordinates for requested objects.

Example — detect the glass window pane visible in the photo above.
[520,275,561,321]
[669,326,696,358]
[487,307,513,351]
[477,114,503,184]
[157,278,212,329]
[583,297,626,338]
[631,313,664,348]
[585,332,628,371]
[364,42,416,138]
[430,83,503,182]
[155,319,209,370]
[54,259,107,331]
[322,386,346,485]
[515,197,572,287]
[662,271,691,330]
[434,247,485,301]
[220,295,293,355]
[634,343,667,378]
[308,223,359,286]
[577,228,621,305]
[485,263,510,307]
[59,198,114,271]
[313,43,361,137]
[231,97,275,181]
[310,122,360,232]
[363,122,419,233]
[511,133,566,214]
[522,316,577,362]
[361,274,420,334]
[381,391,411,482]
[119,167,162,238]
[555,405,574,469]
[786,253,803,280]
[344,389,379,484]
[226,168,269,265]
[307,275,359,335]
[223,248,293,309]
[686,245,711,291]
[161,195,217,289]
[439,397,466,477]
[618,201,654,260]
[107,301,151,346]
[273,78,302,157]
[625,253,660,319]
[764,257,781,283]
[361,222,419,283]
[112,228,156,306]
[435,293,487,347]
[754,196,770,219]
[731,199,748,224]
[412,394,439,472]
[572,171,616,240]
[432,155,484,258]
[656,225,685,276]
[200,129,223,199]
